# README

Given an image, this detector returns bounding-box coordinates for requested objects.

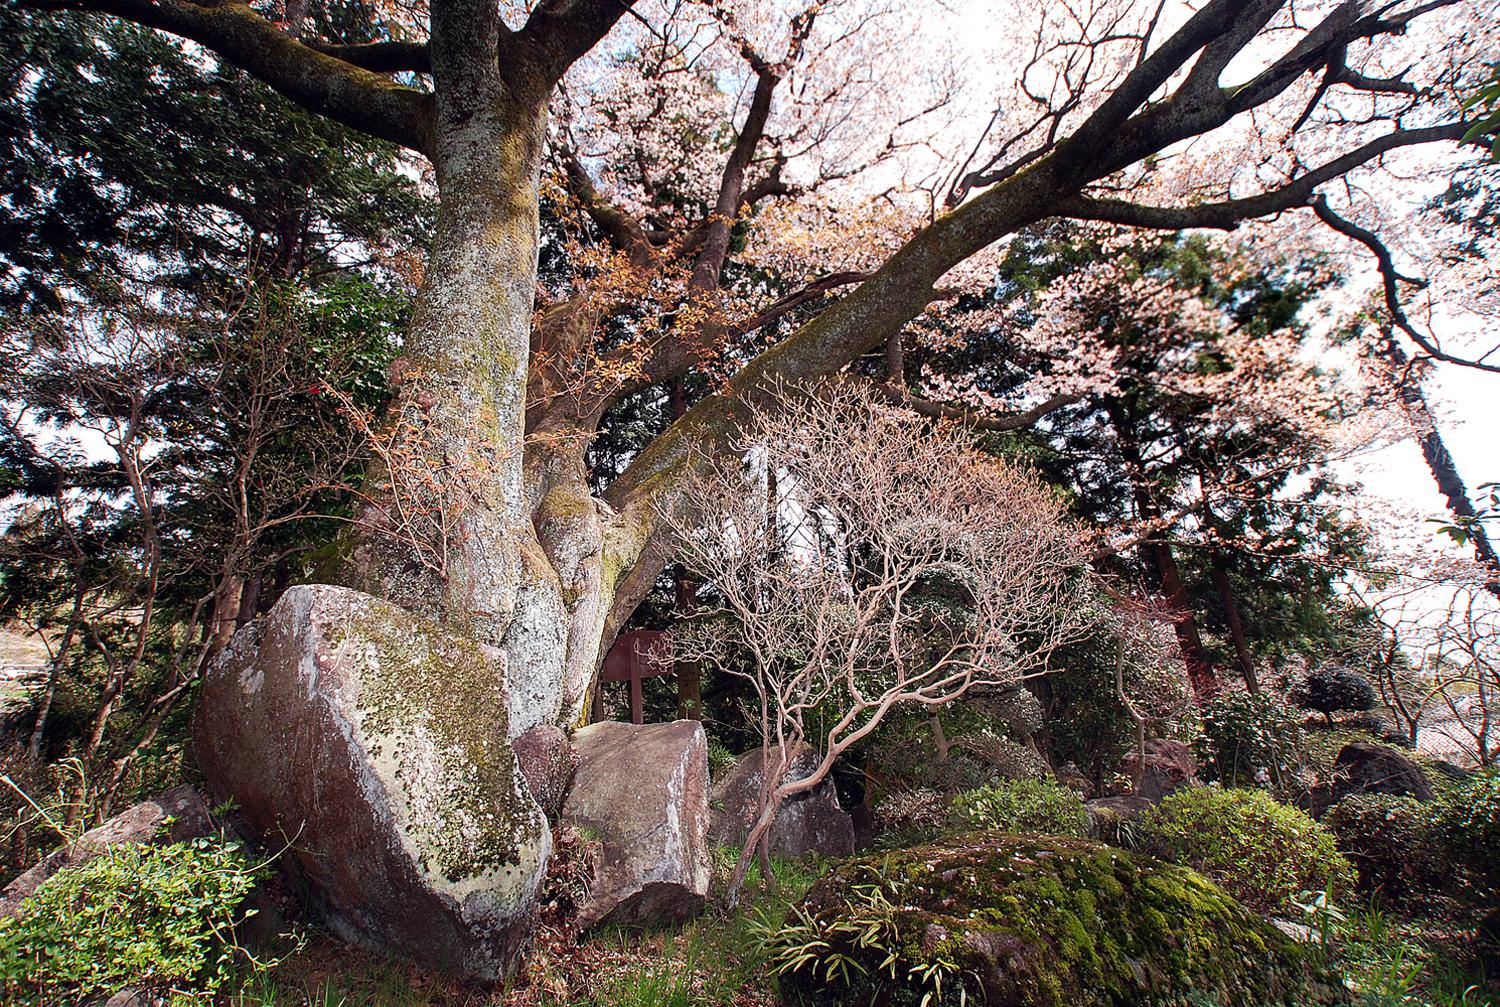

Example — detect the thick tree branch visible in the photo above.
[306,39,431,74]
[689,64,783,293]
[593,0,1468,641]
[1054,121,1471,229]
[560,146,654,267]
[516,0,638,90]
[30,0,431,151]
[1223,0,1459,117]
[1064,0,1253,152]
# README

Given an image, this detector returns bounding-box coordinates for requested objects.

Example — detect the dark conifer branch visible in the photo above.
[28,0,432,150]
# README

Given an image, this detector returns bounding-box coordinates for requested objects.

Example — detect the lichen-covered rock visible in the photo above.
[771,833,1347,1007]
[1122,739,1198,800]
[708,744,854,860]
[561,720,709,928]
[0,786,212,917]
[194,585,550,980]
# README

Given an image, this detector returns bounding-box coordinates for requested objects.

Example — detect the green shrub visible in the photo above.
[706,740,738,778]
[950,778,1090,837]
[1324,794,1440,904]
[1194,690,1304,790]
[1432,769,1500,901]
[1137,786,1354,915]
[0,836,266,1002]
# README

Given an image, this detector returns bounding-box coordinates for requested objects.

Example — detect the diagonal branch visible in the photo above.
[594,0,1473,646]
[559,146,654,267]
[1312,196,1500,375]
[861,381,1082,433]
[1054,121,1472,230]
[517,0,639,89]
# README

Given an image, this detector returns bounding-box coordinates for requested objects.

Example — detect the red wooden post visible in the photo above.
[630,663,643,725]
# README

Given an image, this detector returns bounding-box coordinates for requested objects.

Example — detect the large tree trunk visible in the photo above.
[344,36,631,732]
[353,94,545,644]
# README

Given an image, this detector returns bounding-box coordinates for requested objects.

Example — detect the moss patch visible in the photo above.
[770,833,1347,1007]
[331,596,540,886]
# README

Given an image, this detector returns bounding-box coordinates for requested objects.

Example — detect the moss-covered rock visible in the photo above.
[768,833,1347,1007]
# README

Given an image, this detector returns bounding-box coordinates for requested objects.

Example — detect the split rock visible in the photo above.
[513,723,575,818]
[194,584,550,980]
[562,719,710,928]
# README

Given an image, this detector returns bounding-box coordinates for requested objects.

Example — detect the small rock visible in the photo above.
[708,744,854,860]
[562,720,710,928]
[1122,739,1198,800]
[513,724,576,817]
[1272,919,1317,944]
[0,786,212,917]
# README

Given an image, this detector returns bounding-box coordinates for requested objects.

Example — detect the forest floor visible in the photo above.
[230,851,815,1007]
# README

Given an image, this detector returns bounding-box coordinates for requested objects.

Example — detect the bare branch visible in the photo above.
[1312,196,1500,375]
[862,381,1082,433]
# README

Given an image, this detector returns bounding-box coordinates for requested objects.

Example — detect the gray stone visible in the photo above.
[513,723,576,818]
[1,785,213,917]
[101,989,156,1007]
[1272,919,1317,944]
[562,719,710,928]
[708,744,854,860]
[194,585,550,980]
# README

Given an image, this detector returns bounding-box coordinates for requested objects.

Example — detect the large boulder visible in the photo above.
[774,833,1347,1007]
[0,786,213,917]
[708,745,854,860]
[1122,738,1198,800]
[561,719,710,928]
[194,584,550,980]
[1330,742,1433,804]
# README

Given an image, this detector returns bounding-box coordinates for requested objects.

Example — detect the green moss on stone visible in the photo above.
[771,833,1347,1007]
[331,596,536,884]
